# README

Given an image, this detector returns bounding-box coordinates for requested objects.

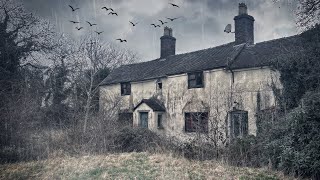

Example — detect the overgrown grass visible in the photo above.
[0,152,294,180]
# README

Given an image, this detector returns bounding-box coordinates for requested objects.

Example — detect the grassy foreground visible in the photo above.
[0,152,294,180]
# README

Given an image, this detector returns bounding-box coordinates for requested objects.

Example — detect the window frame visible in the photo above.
[188,71,204,89]
[120,82,131,96]
[185,112,208,133]
[229,110,248,138]
[157,114,164,129]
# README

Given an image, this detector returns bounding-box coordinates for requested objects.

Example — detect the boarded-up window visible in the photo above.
[121,82,131,96]
[185,112,208,133]
[229,110,248,138]
[188,72,204,89]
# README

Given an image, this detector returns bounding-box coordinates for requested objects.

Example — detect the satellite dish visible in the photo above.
[224,24,234,33]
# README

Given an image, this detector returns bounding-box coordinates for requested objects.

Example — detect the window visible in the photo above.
[156,79,162,91]
[188,72,204,89]
[185,112,208,133]
[121,82,131,96]
[157,114,163,129]
[229,110,248,138]
[158,82,162,90]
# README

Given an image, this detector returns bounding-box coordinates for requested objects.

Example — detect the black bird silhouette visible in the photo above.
[158,20,168,25]
[86,21,97,26]
[95,31,103,35]
[108,12,118,16]
[70,20,80,24]
[102,7,114,11]
[151,24,158,28]
[168,3,179,8]
[69,5,80,12]
[166,17,180,21]
[75,27,83,30]
[116,39,127,42]
[129,21,138,26]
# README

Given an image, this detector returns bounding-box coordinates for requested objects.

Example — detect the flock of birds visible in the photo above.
[68,2,181,43]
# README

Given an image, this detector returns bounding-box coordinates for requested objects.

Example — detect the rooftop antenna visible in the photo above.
[224,24,235,33]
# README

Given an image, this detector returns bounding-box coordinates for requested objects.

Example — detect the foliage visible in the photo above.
[272,24,320,109]
[225,135,263,167]
[263,91,320,178]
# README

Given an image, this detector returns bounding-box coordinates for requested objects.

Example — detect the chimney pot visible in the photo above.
[239,3,248,15]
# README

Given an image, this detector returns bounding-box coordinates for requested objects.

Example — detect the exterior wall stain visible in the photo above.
[100,67,281,142]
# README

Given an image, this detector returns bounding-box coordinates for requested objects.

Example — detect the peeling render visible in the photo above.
[100,66,281,141]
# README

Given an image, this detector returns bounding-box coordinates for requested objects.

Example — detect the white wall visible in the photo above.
[100,67,281,140]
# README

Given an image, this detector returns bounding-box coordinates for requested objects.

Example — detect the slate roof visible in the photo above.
[134,98,166,112]
[101,34,304,86]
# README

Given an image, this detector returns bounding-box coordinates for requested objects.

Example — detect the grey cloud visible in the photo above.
[21,0,298,61]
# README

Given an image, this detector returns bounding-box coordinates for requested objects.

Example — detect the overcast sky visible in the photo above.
[21,0,299,61]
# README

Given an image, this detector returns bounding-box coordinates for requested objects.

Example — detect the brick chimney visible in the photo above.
[234,3,255,45]
[160,27,176,58]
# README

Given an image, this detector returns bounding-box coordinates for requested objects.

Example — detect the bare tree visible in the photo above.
[69,35,138,133]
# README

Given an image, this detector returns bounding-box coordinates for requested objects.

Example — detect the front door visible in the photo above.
[139,112,148,128]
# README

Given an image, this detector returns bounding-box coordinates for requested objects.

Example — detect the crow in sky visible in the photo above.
[75,27,83,30]
[86,21,97,26]
[158,20,168,25]
[151,24,161,28]
[69,5,80,12]
[95,31,103,35]
[102,7,114,11]
[129,21,138,26]
[116,39,127,42]
[108,12,118,16]
[70,20,80,24]
[168,3,179,8]
[166,17,180,21]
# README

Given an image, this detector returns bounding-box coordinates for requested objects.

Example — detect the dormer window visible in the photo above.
[188,72,204,89]
[121,82,131,96]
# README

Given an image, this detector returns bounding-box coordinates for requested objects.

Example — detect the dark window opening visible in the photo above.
[188,72,204,89]
[230,110,248,138]
[121,82,131,96]
[157,114,163,129]
[158,82,162,90]
[185,112,208,133]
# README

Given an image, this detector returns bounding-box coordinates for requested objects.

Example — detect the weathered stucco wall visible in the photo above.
[100,67,280,141]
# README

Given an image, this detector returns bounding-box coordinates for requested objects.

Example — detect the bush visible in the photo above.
[225,135,262,167]
[264,91,320,178]
[113,127,175,153]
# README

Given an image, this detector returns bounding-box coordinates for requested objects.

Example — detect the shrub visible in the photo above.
[264,91,320,178]
[225,135,262,167]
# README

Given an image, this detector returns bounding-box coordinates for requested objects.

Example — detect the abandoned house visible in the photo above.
[99,3,303,141]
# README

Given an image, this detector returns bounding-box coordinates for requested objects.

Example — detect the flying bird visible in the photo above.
[70,20,80,24]
[158,20,168,25]
[69,5,80,12]
[168,3,179,8]
[108,12,118,16]
[166,17,179,21]
[101,7,114,11]
[86,21,97,26]
[129,21,138,26]
[151,24,161,28]
[116,39,127,42]
[75,27,83,30]
[95,31,103,35]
